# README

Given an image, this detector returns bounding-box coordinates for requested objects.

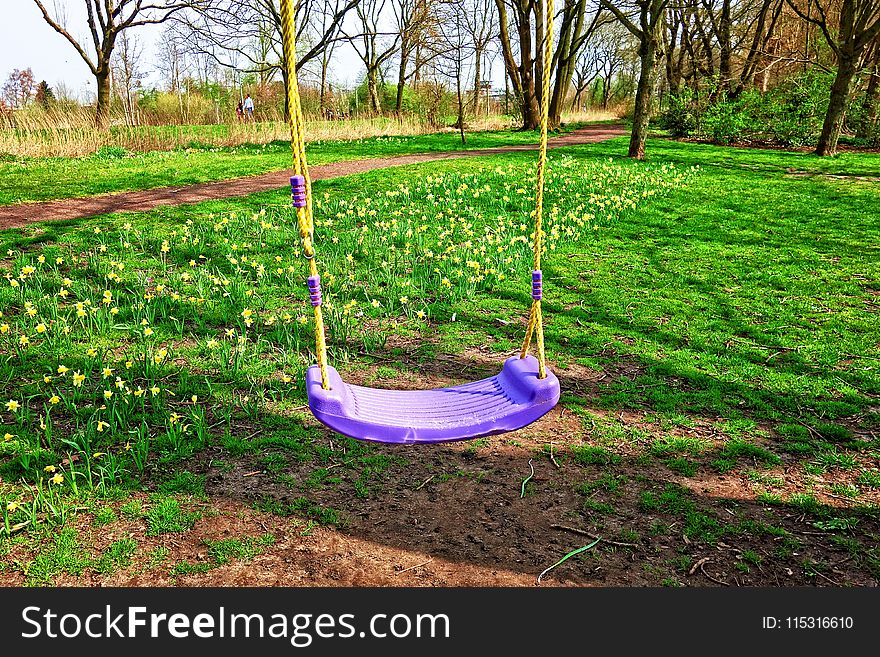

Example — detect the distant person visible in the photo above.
[235,100,244,122]
[243,94,255,121]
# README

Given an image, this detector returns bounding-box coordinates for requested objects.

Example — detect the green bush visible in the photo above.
[659,92,698,137]
[659,70,833,147]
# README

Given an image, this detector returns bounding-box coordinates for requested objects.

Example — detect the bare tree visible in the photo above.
[600,0,670,158]
[178,0,359,118]
[460,0,498,116]
[435,0,474,142]
[390,0,440,114]
[549,2,612,126]
[786,0,880,155]
[2,68,37,109]
[33,1,188,127]
[156,23,190,94]
[112,31,146,125]
[495,0,540,129]
[347,0,402,114]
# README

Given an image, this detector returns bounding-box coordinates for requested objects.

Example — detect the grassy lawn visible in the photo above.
[0,126,574,206]
[0,138,877,586]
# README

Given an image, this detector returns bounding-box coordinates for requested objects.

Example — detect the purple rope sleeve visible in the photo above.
[532,270,542,301]
[290,175,306,209]
[307,275,322,306]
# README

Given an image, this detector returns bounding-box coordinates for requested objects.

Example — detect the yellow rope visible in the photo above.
[279,0,330,389]
[520,0,554,379]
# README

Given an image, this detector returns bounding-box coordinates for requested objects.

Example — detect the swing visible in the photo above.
[278,0,560,444]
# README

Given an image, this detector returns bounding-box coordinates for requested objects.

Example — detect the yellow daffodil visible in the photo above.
[5,400,19,412]
[50,473,64,485]
[44,465,56,472]
[49,395,60,405]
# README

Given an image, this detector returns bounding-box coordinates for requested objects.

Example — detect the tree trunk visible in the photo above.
[395,40,409,114]
[858,65,880,138]
[816,53,857,156]
[629,37,658,159]
[472,47,482,117]
[517,0,539,129]
[281,68,291,122]
[456,69,467,145]
[717,0,732,94]
[320,58,329,116]
[96,69,112,129]
[367,69,382,114]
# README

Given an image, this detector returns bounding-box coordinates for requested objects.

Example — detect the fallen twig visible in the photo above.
[812,570,842,586]
[700,561,729,586]
[521,459,535,498]
[688,556,712,576]
[549,442,560,469]
[396,559,433,575]
[415,474,435,491]
[550,524,639,548]
[243,471,262,477]
[537,538,602,584]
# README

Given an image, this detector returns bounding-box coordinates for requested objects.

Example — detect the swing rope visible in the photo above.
[280,0,330,390]
[519,0,554,380]
[279,0,553,390]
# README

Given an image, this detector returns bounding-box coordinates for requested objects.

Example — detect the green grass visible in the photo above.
[0,136,878,580]
[0,127,574,205]
[144,498,202,535]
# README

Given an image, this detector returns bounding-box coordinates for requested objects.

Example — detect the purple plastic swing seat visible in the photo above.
[306,355,560,445]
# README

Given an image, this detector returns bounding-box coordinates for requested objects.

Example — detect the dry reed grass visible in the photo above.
[0,106,612,158]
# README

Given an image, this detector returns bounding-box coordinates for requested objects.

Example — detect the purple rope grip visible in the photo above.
[532,270,542,301]
[307,275,322,307]
[290,175,307,209]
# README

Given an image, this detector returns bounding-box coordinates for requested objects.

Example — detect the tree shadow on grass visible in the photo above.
[182,398,880,587]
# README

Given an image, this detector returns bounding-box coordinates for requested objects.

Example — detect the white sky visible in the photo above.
[1,1,109,99]
[0,1,501,100]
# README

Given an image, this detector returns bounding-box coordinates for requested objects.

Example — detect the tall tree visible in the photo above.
[600,0,670,158]
[494,0,540,129]
[112,31,146,125]
[549,3,611,126]
[786,0,880,155]
[33,1,187,128]
[178,0,359,118]
[391,0,438,114]
[436,0,474,142]
[35,80,55,109]
[460,0,498,117]
[347,0,402,114]
[2,68,37,109]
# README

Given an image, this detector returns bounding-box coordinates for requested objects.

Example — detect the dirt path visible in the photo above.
[0,124,626,230]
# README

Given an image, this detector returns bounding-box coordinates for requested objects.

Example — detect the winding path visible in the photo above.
[0,123,626,230]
